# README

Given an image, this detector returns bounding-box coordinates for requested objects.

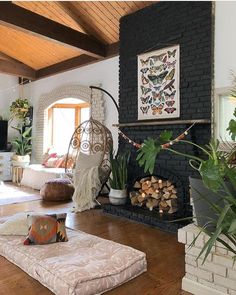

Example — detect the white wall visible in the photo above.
[214,2,236,139]
[25,56,119,153]
[0,73,19,141]
[215,1,236,88]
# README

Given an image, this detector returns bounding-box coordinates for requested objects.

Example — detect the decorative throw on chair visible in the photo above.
[72,166,101,212]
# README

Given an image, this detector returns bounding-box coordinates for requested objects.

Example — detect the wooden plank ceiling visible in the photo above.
[0,1,155,79]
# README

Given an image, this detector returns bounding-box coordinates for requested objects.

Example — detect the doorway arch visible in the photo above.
[33,85,104,162]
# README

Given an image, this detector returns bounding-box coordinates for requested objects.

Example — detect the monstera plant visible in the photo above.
[137,109,236,262]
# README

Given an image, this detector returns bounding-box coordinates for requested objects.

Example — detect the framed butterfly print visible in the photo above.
[137,45,180,120]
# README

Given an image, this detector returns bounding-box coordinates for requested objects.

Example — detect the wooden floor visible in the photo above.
[0,185,191,295]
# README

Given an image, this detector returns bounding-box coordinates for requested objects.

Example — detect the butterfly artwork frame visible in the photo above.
[137,44,180,120]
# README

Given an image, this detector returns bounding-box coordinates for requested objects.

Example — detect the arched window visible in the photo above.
[47,98,90,154]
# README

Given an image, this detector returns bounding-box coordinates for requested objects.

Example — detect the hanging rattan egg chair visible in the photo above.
[65,116,113,190]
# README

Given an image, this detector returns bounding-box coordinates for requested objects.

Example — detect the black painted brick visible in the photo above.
[118,1,213,218]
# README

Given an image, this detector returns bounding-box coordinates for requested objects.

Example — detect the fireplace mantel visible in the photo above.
[113,119,211,128]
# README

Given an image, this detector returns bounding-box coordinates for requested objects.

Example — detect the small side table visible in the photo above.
[12,166,24,185]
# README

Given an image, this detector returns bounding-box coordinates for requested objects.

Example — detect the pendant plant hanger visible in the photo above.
[10,78,30,122]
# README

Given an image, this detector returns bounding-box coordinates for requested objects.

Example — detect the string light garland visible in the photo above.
[89,86,197,151]
[161,122,196,149]
[118,122,196,150]
[118,129,142,148]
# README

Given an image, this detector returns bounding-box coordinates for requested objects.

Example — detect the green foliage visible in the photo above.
[109,151,130,190]
[190,184,236,262]
[136,108,236,261]
[137,135,234,193]
[227,108,236,141]
[12,125,32,156]
[137,130,172,173]
[10,98,30,121]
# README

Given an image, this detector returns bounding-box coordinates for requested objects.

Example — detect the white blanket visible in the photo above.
[21,164,65,190]
[72,166,101,212]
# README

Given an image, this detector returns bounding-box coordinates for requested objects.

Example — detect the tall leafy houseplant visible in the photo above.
[109,151,130,205]
[137,109,236,262]
[11,125,32,167]
[12,125,32,156]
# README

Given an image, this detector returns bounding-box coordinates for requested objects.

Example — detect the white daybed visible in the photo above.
[21,164,66,190]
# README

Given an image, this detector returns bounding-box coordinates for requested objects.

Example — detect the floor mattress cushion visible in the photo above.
[21,164,66,190]
[0,221,147,295]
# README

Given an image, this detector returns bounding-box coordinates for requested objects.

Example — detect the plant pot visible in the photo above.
[109,188,127,205]
[11,154,30,167]
[190,177,230,231]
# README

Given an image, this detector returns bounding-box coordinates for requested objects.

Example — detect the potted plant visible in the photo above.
[10,98,30,121]
[109,151,130,205]
[11,125,32,167]
[136,109,236,261]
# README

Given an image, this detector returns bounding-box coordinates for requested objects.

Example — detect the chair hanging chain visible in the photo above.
[90,87,93,119]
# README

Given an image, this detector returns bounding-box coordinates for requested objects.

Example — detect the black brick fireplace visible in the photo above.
[103,1,213,232]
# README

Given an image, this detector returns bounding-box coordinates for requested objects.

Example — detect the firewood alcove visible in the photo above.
[130,176,178,214]
[102,167,190,233]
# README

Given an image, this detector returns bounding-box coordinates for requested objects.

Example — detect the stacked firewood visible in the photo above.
[129,176,178,214]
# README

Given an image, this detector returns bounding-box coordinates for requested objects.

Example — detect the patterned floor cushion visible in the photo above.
[0,219,147,295]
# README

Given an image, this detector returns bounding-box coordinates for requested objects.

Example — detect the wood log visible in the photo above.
[153,183,159,190]
[168,207,178,214]
[131,196,139,206]
[138,195,145,203]
[166,180,172,187]
[159,200,168,208]
[167,185,174,191]
[129,191,139,198]
[151,192,160,199]
[146,187,155,195]
[170,194,177,199]
[131,176,178,214]
[151,176,158,183]
[142,181,151,191]
[163,192,170,199]
[166,199,177,208]
[134,181,141,189]
[166,199,178,214]
[146,198,159,211]
[140,177,150,183]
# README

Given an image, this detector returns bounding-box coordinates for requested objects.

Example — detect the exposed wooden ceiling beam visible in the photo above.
[0,52,21,63]
[36,55,97,79]
[0,59,36,80]
[0,2,106,58]
[56,1,107,44]
[36,42,120,79]
[106,42,120,57]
